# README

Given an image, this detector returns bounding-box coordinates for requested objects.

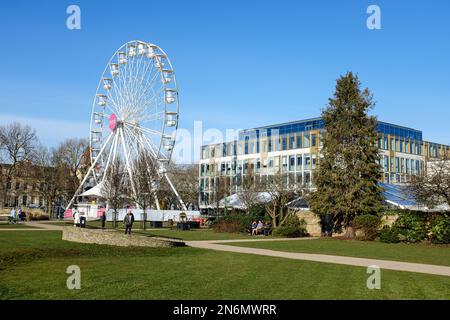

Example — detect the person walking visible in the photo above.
[100,211,106,229]
[17,207,22,223]
[73,208,80,227]
[123,210,135,235]
[9,208,16,224]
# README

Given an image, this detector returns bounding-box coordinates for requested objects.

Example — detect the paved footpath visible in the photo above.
[186,239,450,277]
[0,221,64,231]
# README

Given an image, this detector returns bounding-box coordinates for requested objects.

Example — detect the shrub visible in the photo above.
[273,214,307,238]
[392,211,426,242]
[353,214,381,241]
[428,215,450,244]
[379,226,401,243]
[212,213,259,233]
[27,209,50,221]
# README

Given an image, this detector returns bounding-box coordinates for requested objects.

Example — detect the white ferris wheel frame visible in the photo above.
[66,40,186,211]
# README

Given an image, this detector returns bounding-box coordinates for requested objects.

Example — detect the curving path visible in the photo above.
[186,239,450,277]
[0,221,64,231]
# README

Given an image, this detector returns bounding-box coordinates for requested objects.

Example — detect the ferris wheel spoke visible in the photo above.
[139,70,163,102]
[140,130,166,159]
[138,110,166,123]
[101,132,119,180]
[117,127,137,199]
[122,127,139,163]
[123,121,162,136]
[131,50,147,103]
[124,124,159,160]
[138,88,165,115]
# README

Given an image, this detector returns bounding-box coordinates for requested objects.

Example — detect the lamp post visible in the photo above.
[223,193,228,216]
[141,192,149,230]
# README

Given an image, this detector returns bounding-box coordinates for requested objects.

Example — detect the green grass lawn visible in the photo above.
[138,228,254,241]
[0,231,449,299]
[228,238,450,266]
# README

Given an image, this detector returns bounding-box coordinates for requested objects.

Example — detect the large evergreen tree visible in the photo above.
[309,72,383,237]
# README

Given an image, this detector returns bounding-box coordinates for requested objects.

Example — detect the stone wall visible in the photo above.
[381,214,399,227]
[296,211,322,236]
[62,227,184,248]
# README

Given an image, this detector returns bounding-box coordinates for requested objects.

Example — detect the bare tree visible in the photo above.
[129,152,159,230]
[167,163,199,210]
[156,178,178,210]
[33,145,67,216]
[0,122,38,208]
[101,159,128,228]
[409,153,450,208]
[263,175,299,228]
[53,138,89,204]
[206,177,230,216]
[237,174,262,214]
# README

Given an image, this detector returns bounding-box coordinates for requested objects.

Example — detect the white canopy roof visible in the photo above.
[214,192,273,210]
[79,182,105,197]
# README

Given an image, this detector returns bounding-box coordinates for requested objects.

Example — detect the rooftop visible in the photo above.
[238,117,423,141]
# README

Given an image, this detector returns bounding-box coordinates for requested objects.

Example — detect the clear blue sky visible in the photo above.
[0,0,449,152]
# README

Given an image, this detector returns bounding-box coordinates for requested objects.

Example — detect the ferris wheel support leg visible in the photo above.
[119,127,139,209]
[101,133,119,181]
[154,193,161,210]
[65,131,114,211]
[164,173,187,211]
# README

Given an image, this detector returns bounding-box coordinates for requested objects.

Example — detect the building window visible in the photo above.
[304,134,310,148]
[282,137,287,151]
[304,172,311,185]
[296,172,303,185]
[289,136,295,149]
[312,154,317,169]
[311,134,317,147]
[281,156,288,172]
[289,156,295,172]
[296,134,302,148]
[384,155,389,172]
[304,154,311,169]
[297,155,302,170]
[274,157,279,173]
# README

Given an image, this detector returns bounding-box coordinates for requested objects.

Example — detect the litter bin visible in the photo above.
[150,221,163,228]
[177,222,190,231]
[79,216,86,228]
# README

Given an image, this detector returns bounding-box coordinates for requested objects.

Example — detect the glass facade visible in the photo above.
[199,117,450,206]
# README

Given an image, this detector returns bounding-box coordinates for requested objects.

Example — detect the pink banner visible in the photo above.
[109,114,117,131]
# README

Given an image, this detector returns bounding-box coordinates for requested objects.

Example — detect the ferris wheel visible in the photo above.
[66,40,186,210]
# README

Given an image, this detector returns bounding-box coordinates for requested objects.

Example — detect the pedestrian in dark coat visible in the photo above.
[123,210,135,235]
[101,211,106,229]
